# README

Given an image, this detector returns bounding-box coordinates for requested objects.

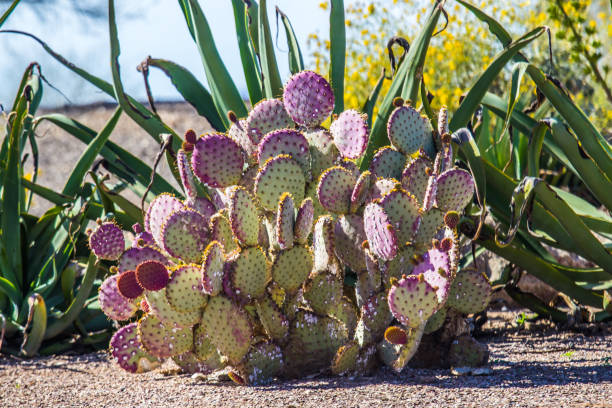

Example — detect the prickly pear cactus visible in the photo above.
[96,71,489,385]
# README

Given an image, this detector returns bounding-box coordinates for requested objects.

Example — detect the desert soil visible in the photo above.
[1,311,611,408]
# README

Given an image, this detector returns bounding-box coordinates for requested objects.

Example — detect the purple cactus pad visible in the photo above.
[99,274,137,320]
[191,133,245,188]
[117,270,144,299]
[246,99,293,144]
[330,109,369,159]
[363,202,398,261]
[257,129,310,172]
[118,246,169,273]
[283,71,334,127]
[110,323,161,373]
[89,222,125,261]
[435,168,475,212]
[135,260,170,291]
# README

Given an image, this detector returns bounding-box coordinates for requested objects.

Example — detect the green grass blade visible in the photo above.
[20,293,47,356]
[544,118,612,209]
[276,6,304,75]
[526,65,612,178]
[44,253,97,340]
[232,0,263,105]
[330,0,345,114]
[258,0,283,98]
[147,58,226,131]
[455,0,512,47]
[0,0,21,28]
[361,69,386,130]
[183,0,248,122]
[360,3,442,169]
[449,27,547,132]
[62,107,122,196]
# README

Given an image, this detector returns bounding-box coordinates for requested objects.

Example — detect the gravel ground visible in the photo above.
[1,312,611,408]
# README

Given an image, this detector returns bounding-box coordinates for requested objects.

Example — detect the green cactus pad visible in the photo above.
[328,297,359,339]
[303,271,343,315]
[283,71,334,128]
[160,209,209,263]
[448,335,489,367]
[447,268,492,314]
[414,208,445,246]
[172,351,222,375]
[294,198,314,245]
[145,288,201,328]
[201,296,252,364]
[284,311,349,377]
[312,215,338,271]
[191,133,244,188]
[276,192,295,250]
[118,246,169,273]
[330,109,369,159]
[144,193,185,246]
[350,170,374,213]
[435,168,475,212]
[271,245,313,292]
[228,186,260,247]
[255,154,306,211]
[387,104,435,157]
[257,129,310,175]
[368,177,398,202]
[255,295,289,340]
[177,149,198,200]
[246,98,293,144]
[355,268,381,309]
[369,146,407,180]
[379,188,420,245]
[303,127,339,178]
[388,275,438,328]
[401,155,432,205]
[109,323,161,373]
[424,306,447,334]
[234,342,284,385]
[385,245,416,283]
[230,246,269,301]
[378,325,423,372]
[166,265,208,312]
[317,166,355,214]
[331,340,360,375]
[228,118,257,163]
[138,314,194,359]
[209,212,239,254]
[333,214,367,273]
[354,292,393,347]
[201,241,225,296]
[193,324,219,361]
[363,202,398,261]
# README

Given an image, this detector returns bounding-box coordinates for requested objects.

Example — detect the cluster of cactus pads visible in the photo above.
[92,70,492,385]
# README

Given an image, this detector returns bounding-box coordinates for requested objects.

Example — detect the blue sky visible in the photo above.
[0,1,349,107]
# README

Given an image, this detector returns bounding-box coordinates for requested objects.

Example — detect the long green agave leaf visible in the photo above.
[449,27,547,131]
[146,58,226,131]
[35,114,178,196]
[500,62,528,141]
[527,122,546,178]
[526,65,612,178]
[552,187,612,236]
[62,107,122,196]
[258,0,283,98]
[544,118,612,209]
[362,69,386,130]
[330,0,345,114]
[504,286,567,322]
[232,0,263,105]
[276,6,304,75]
[20,293,47,356]
[0,0,20,28]
[44,253,98,340]
[360,2,442,169]
[1,87,27,290]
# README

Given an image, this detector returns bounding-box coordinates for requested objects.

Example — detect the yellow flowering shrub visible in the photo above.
[309,0,611,132]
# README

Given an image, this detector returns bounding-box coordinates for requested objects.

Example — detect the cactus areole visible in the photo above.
[96,71,490,385]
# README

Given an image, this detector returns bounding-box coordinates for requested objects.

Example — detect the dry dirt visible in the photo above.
[1,312,611,408]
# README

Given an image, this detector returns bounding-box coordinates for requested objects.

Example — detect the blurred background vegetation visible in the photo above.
[310,0,611,135]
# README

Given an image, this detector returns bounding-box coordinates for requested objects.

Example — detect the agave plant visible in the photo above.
[92,69,490,384]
